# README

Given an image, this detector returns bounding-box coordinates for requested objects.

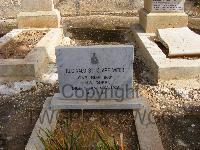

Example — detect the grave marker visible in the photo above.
[56,45,133,100]
[140,0,188,33]
[51,45,144,110]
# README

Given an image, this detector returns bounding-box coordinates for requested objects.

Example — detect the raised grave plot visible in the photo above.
[0,30,47,59]
[26,29,138,149]
[0,28,63,80]
[131,24,200,82]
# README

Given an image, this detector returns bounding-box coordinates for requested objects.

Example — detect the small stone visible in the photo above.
[89,117,96,122]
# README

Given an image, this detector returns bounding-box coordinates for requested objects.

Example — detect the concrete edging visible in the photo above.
[25,97,59,150]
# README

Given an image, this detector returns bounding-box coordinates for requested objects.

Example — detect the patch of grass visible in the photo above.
[38,119,123,150]
[38,126,121,149]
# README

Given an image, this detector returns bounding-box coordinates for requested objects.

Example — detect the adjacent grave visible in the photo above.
[156,27,200,57]
[17,0,61,28]
[51,45,144,109]
[0,28,63,80]
[131,0,200,81]
[131,24,200,81]
[140,0,188,32]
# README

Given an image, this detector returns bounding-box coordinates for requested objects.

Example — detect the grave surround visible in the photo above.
[131,24,200,82]
[0,28,63,80]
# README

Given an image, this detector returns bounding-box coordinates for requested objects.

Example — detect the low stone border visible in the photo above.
[25,97,59,150]
[0,28,63,80]
[131,24,200,83]
[133,98,164,150]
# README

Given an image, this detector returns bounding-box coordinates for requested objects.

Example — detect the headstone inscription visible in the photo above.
[55,45,134,101]
[152,0,184,12]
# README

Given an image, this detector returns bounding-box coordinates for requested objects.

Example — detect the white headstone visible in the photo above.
[152,0,184,12]
[56,45,134,100]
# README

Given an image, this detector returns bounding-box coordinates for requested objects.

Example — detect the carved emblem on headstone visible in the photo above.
[91,53,99,65]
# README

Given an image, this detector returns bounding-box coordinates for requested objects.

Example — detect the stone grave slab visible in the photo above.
[156,27,200,57]
[21,0,54,12]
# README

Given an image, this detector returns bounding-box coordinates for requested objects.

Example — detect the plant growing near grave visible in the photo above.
[38,123,121,150]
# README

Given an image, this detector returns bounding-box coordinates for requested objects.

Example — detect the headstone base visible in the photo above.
[50,93,144,110]
[139,9,188,33]
[17,9,60,28]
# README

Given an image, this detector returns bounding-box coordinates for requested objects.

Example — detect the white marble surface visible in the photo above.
[56,45,134,100]
[157,27,200,57]
[152,0,184,12]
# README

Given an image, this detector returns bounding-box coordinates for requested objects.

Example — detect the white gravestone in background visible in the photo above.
[152,0,184,12]
[56,45,134,100]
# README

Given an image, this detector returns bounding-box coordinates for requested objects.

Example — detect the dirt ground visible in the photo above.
[135,58,200,150]
[0,30,47,59]
[0,82,59,149]
[0,28,199,150]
